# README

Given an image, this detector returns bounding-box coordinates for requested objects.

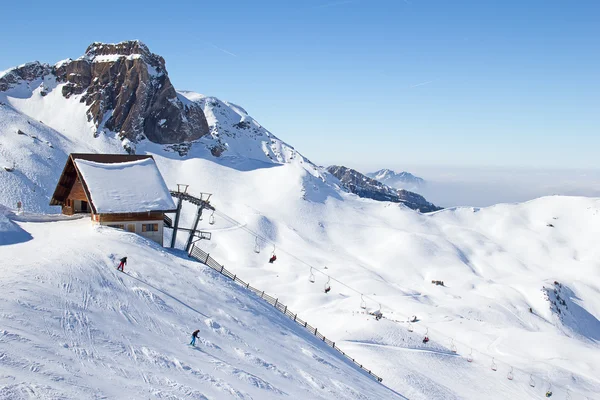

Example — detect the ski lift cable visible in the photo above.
[212,209,593,398]
[214,209,381,303]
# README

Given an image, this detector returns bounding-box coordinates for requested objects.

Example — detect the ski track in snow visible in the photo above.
[0,218,400,400]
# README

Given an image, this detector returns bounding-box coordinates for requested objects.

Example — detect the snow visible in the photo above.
[0,212,401,399]
[1,64,600,399]
[74,158,176,214]
[53,58,72,69]
[90,54,142,63]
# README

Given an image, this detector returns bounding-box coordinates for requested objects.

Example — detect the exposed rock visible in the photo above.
[327,165,441,212]
[1,41,210,145]
[0,62,51,92]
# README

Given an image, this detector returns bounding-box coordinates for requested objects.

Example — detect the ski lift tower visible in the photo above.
[167,184,215,251]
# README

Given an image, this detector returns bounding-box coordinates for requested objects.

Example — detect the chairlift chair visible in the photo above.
[254,236,261,254]
[209,211,215,225]
[268,245,277,263]
[408,322,414,332]
[422,328,429,344]
[309,268,316,283]
[360,295,367,310]
[467,349,473,363]
[324,276,331,293]
[450,339,457,353]
[507,367,514,380]
[491,358,497,371]
[528,375,535,388]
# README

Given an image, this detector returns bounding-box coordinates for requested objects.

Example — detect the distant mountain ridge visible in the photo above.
[327,165,441,212]
[367,169,425,189]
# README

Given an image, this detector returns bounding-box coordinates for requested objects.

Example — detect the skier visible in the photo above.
[545,391,552,397]
[190,329,200,346]
[269,254,277,263]
[422,336,429,344]
[117,256,127,272]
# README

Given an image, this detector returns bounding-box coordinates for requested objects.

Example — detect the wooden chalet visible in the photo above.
[50,153,176,245]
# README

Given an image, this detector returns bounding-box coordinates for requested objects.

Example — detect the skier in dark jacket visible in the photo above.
[190,329,200,346]
[117,257,127,272]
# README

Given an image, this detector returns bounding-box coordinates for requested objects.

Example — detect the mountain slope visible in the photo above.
[327,165,440,212]
[0,210,401,400]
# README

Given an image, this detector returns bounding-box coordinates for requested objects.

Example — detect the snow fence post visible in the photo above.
[246,282,250,289]
[274,299,278,307]
[314,328,317,335]
[205,253,210,264]
[293,314,297,321]
[261,291,264,298]
[283,305,287,313]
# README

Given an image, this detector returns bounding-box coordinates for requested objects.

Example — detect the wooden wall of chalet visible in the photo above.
[62,176,88,215]
[68,176,88,201]
[96,212,164,223]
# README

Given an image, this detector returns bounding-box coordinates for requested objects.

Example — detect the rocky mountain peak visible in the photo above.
[1,41,209,146]
[82,40,166,74]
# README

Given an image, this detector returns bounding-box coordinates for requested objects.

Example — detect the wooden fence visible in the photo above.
[188,244,383,382]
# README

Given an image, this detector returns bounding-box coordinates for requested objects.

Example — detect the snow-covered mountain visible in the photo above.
[0,40,323,214]
[1,41,600,400]
[367,169,425,190]
[327,165,440,212]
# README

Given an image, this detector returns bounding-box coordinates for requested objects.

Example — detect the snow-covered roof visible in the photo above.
[74,158,176,214]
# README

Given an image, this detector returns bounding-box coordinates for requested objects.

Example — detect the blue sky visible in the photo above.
[1,0,599,170]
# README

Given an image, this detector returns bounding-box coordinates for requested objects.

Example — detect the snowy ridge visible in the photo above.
[179,91,308,166]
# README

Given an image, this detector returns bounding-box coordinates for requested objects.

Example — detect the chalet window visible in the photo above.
[108,224,125,230]
[142,223,159,232]
[81,201,88,212]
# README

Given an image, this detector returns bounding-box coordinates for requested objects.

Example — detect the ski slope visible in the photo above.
[146,146,600,400]
[1,75,600,398]
[0,210,401,400]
